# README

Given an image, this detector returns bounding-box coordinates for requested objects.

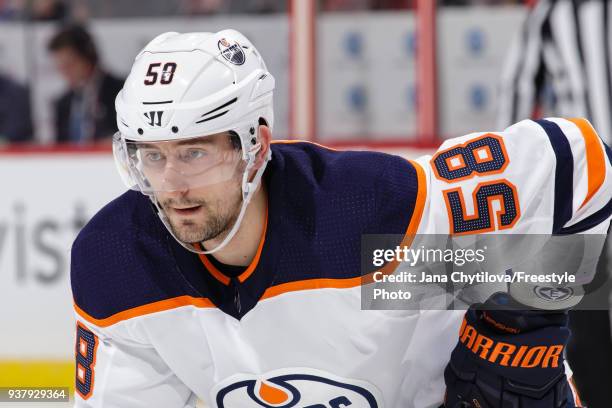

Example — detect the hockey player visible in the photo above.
[71,30,612,407]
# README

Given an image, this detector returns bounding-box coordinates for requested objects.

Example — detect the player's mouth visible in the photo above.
[170,205,203,216]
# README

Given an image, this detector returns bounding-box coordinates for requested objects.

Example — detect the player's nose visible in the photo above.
[160,165,190,194]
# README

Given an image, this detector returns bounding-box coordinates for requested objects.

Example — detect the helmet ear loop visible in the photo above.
[241,148,260,199]
[239,123,265,199]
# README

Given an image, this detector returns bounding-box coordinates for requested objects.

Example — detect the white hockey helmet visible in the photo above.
[113,29,275,254]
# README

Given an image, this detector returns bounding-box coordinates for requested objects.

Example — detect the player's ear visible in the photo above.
[254,123,272,169]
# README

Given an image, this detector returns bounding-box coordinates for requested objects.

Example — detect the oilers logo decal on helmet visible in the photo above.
[218,38,246,65]
[212,368,382,408]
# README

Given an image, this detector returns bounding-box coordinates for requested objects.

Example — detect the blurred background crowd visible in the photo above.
[0,0,524,146]
[0,0,523,21]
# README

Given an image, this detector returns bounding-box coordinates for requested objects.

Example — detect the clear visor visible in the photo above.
[114,132,245,194]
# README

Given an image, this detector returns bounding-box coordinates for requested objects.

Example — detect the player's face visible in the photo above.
[145,133,245,244]
[160,175,243,244]
[51,48,94,89]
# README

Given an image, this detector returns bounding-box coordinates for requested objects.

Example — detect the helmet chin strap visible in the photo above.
[154,145,270,256]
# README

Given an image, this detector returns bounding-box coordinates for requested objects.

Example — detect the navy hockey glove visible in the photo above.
[444,292,579,408]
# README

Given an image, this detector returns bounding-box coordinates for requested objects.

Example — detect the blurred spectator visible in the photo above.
[48,25,123,144]
[181,0,285,15]
[73,0,179,18]
[22,0,285,18]
[29,0,67,21]
[0,0,25,20]
[180,0,229,15]
[0,74,33,143]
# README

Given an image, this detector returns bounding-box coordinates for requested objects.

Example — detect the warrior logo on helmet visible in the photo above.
[218,38,246,65]
[143,110,163,127]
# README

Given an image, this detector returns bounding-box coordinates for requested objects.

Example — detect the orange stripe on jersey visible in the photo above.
[271,139,342,152]
[568,118,606,209]
[238,204,269,283]
[408,159,428,236]
[74,296,215,328]
[196,201,269,285]
[368,159,427,280]
[197,252,231,285]
[261,276,362,300]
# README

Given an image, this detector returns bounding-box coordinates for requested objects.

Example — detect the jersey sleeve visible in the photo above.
[73,317,197,408]
[70,211,198,408]
[413,117,612,235]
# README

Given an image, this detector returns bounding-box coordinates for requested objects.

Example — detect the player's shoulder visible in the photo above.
[269,140,418,188]
[71,190,192,325]
[263,141,424,283]
[269,140,422,233]
[77,189,152,235]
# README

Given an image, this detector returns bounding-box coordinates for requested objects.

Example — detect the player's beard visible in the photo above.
[160,186,243,245]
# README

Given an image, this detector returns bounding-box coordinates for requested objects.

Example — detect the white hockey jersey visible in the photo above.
[71,118,611,408]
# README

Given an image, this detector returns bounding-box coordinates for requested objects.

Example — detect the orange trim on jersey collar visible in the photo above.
[197,251,231,285]
[197,203,269,285]
[237,203,269,283]
[567,118,606,209]
[73,296,214,328]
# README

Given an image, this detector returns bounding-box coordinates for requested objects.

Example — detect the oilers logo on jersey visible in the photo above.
[213,368,382,408]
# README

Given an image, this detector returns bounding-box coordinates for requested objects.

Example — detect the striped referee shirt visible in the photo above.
[497,0,612,144]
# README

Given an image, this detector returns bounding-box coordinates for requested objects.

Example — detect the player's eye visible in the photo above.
[148,152,163,161]
[141,150,165,166]
[181,149,208,162]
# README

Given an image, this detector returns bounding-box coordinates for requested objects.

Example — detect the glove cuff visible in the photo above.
[478,292,569,334]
